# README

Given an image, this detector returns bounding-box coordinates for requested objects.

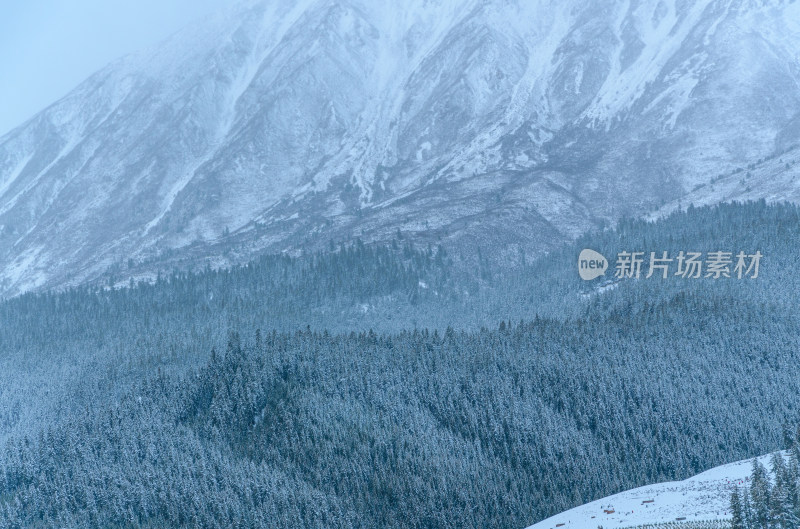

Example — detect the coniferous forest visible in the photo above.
[1,201,800,527]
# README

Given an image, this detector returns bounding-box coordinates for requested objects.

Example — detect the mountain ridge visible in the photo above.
[2,0,800,297]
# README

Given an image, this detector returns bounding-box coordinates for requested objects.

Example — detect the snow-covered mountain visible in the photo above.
[2,0,800,296]
[526,452,783,529]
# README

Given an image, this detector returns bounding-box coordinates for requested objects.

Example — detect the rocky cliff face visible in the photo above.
[2,0,800,296]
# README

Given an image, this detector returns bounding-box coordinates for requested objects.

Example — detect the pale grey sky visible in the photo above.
[0,0,239,137]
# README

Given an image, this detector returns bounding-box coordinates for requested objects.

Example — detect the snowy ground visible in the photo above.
[525,452,782,529]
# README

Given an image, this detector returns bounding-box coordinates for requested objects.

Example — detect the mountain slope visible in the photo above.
[2,0,800,296]
[2,202,800,528]
[526,452,785,529]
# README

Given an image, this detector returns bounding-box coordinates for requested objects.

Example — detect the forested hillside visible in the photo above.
[1,201,799,528]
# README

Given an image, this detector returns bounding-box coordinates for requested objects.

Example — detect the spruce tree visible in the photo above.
[731,487,745,529]
[751,459,772,529]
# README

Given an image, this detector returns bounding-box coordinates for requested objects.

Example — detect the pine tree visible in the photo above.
[751,459,772,529]
[790,436,800,519]
[742,491,755,529]
[771,453,793,529]
[731,487,746,529]
[787,449,800,529]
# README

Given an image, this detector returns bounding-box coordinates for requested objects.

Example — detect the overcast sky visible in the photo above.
[0,0,239,137]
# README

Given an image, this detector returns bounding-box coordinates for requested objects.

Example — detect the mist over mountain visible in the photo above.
[2,0,800,297]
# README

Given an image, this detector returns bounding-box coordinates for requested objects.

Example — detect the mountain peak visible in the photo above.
[2,0,799,297]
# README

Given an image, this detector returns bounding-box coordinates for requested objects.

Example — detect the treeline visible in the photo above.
[731,432,800,529]
[616,521,730,529]
[0,237,454,346]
